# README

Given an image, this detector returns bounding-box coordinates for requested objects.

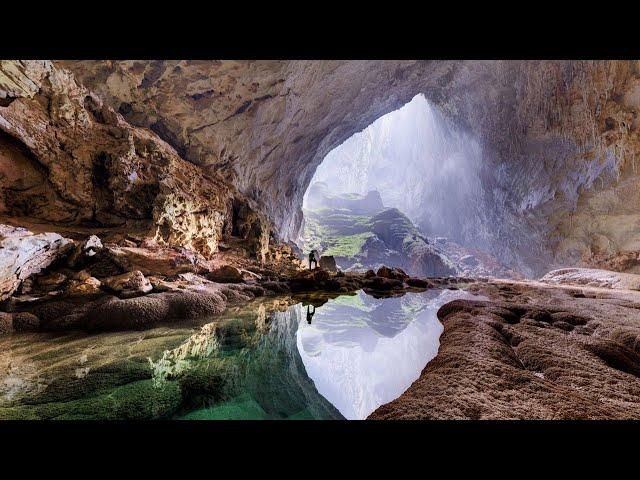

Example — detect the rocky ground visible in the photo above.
[0,222,451,334]
[4,221,640,420]
[369,277,640,419]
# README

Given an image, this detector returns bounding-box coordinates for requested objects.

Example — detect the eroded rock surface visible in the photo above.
[0,60,271,260]
[540,267,640,290]
[56,60,640,277]
[0,225,71,301]
[369,280,640,419]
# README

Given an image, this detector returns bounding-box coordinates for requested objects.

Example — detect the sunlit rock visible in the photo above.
[102,270,152,298]
[0,225,72,301]
[540,267,640,290]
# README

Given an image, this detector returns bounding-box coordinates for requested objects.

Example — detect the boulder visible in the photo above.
[376,266,408,280]
[67,235,104,267]
[406,277,431,288]
[207,265,244,283]
[0,224,72,301]
[66,276,102,297]
[319,255,337,272]
[410,249,457,277]
[288,268,330,291]
[83,235,103,254]
[35,272,68,291]
[102,271,152,298]
[364,275,404,291]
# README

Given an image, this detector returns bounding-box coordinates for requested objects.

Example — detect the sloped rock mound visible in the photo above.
[540,268,640,290]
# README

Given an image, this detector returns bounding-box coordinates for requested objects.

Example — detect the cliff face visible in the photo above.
[3,60,640,276]
[0,60,271,260]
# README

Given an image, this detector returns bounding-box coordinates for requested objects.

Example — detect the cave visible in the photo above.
[301,93,507,278]
[2,60,640,421]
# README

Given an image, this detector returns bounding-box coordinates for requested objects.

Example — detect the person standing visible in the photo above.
[308,250,318,270]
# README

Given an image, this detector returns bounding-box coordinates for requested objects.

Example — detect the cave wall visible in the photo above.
[0,60,271,259]
[3,60,640,276]
[59,60,640,276]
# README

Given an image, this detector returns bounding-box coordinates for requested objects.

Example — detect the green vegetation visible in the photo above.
[303,206,376,259]
[323,232,375,258]
[304,204,425,262]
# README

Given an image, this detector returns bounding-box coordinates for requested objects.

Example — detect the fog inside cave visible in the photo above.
[304,94,485,241]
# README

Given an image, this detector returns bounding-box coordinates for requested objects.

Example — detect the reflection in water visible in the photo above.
[297,289,482,419]
[0,288,485,420]
[306,305,316,325]
[149,323,220,387]
[173,288,484,420]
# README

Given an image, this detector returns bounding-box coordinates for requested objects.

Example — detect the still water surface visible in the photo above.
[0,288,484,420]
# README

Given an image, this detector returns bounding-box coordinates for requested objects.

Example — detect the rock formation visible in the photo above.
[369,279,640,420]
[0,225,71,300]
[57,60,640,277]
[0,60,271,261]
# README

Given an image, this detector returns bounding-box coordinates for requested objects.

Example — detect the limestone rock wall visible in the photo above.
[3,60,640,276]
[0,60,270,259]
[60,60,640,276]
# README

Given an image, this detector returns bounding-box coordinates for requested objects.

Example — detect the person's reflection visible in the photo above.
[306,305,316,324]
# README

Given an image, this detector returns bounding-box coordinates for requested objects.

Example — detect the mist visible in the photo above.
[304,94,485,243]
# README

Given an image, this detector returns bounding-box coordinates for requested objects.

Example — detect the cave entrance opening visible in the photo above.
[299,94,510,278]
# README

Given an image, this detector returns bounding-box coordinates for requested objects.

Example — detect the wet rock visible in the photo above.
[85,290,227,331]
[102,270,152,298]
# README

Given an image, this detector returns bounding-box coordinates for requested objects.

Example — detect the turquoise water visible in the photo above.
[0,288,483,420]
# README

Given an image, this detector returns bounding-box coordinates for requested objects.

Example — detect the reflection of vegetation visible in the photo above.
[6,291,434,420]
[181,393,269,420]
[330,293,374,311]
